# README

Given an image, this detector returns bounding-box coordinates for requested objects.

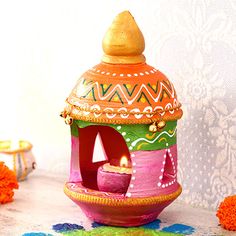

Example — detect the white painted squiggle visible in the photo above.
[131,127,177,147]
[69,100,176,119]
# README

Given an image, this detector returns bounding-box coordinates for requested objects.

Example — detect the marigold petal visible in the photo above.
[0,162,19,204]
[216,195,236,231]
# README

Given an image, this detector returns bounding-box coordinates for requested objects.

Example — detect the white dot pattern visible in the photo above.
[90,67,158,77]
[157,148,177,189]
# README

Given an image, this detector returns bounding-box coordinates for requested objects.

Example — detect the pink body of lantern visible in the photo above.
[64,140,181,226]
[65,181,181,226]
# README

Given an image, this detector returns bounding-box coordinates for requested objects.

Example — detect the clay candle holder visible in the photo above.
[61,11,183,226]
[97,156,132,193]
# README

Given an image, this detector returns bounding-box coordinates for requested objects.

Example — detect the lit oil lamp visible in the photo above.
[97,156,132,193]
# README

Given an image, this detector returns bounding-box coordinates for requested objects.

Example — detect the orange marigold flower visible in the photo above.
[216,195,236,231]
[0,162,19,204]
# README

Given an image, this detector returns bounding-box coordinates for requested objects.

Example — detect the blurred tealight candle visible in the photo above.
[11,139,19,150]
[0,140,36,181]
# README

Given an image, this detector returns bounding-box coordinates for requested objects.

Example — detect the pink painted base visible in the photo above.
[65,182,182,227]
[76,199,172,226]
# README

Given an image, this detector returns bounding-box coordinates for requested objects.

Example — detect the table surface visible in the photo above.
[0,170,233,236]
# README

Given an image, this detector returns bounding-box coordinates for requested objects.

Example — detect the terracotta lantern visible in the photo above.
[62,11,183,226]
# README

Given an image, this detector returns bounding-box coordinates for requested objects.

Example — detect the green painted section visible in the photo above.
[70,122,79,137]
[62,226,183,236]
[72,120,177,151]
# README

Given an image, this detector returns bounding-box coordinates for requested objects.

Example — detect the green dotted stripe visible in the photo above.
[71,120,177,151]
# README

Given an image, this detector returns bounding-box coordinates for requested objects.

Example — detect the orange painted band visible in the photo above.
[64,184,182,206]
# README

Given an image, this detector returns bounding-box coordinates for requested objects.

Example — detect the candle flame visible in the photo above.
[120,156,128,167]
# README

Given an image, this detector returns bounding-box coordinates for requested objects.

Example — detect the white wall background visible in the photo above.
[0,0,235,209]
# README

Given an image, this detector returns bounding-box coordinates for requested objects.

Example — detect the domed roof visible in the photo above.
[64,11,182,124]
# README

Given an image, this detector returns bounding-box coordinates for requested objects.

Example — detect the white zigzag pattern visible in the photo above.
[75,78,175,105]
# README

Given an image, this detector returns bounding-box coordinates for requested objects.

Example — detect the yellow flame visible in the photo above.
[120,156,128,167]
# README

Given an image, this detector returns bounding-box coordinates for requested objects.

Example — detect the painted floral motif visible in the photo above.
[178,53,225,110]
[205,101,236,170]
[204,101,236,208]
[151,0,236,210]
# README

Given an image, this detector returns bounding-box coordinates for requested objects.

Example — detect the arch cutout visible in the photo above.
[162,150,177,186]
[78,125,131,190]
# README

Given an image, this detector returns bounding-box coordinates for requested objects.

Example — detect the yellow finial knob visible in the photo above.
[102,11,146,64]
